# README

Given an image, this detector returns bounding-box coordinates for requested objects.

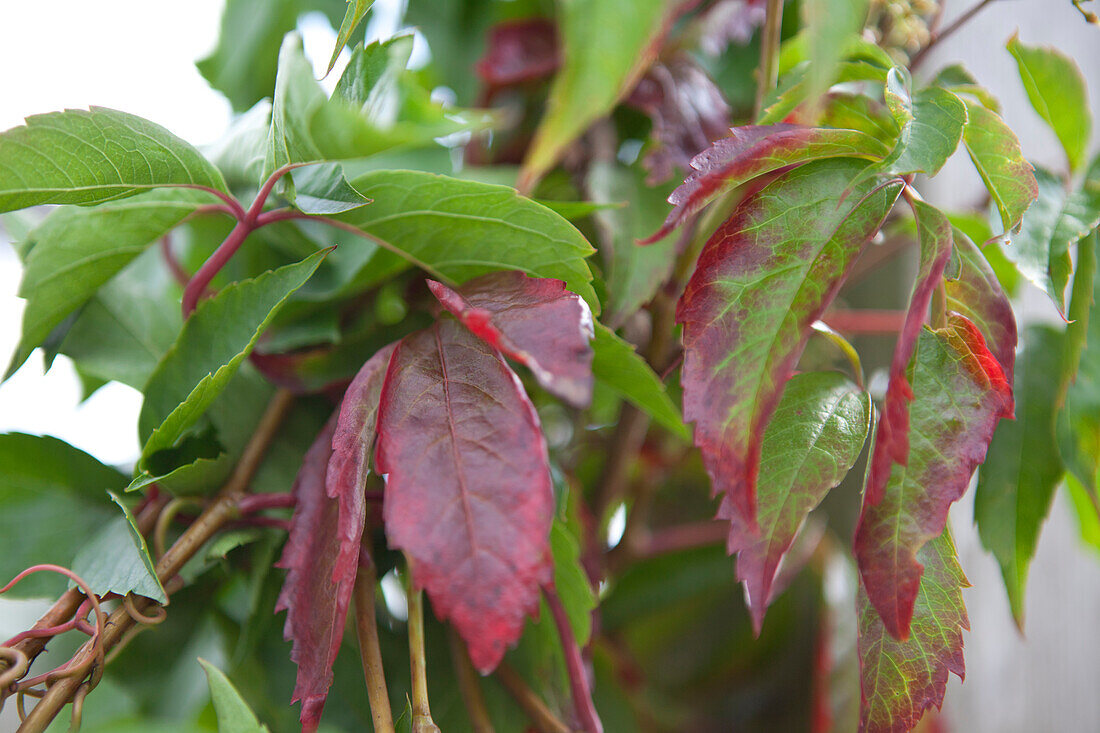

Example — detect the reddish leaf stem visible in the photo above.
[543,583,603,733]
[236,492,297,514]
[181,218,250,315]
[160,234,190,287]
[821,309,907,334]
[166,183,247,220]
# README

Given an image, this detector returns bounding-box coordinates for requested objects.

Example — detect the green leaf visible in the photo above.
[199,659,272,733]
[758,59,890,125]
[961,99,1039,242]
[336,169,598,309]
[1059,232,1100,502]
[736,371,870,633]
[137,251,327,475]
[0,433,124,598]
[592,323,688,440]
[71,491,167,603]
[550,520,596,647]
[264,34,326,194]
[930,63,1002,113]
[974,325,1066,625]
[0,107,227,213]
[858,528,968,733]
[6,190,204,379]
[332,33,412,111]
[801,0,870,111]
[289,162,371,215]
[197,0,301,112]
[588,161,677,323]
[520,0,679,188]
[1007,34,1092,174]
[1005,164,1100,314]
[57,246,183,389]
[327,0,374,75]
[876,69,967,177]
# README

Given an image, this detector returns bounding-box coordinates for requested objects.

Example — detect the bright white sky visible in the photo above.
[0,1,408,466]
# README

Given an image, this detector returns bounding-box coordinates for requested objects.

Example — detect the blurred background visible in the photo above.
[1,1,1098,730]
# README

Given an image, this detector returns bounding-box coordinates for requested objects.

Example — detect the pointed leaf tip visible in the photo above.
[427,271,594,407]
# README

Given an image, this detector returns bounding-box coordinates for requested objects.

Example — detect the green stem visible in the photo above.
[754,0,785,120]
[354,556,395,733]
[406,585,440,733]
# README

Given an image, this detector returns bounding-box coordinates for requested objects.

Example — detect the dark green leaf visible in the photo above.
[137,252,327,476]
[6,189,205,378]
[961,99,1039,242]
[0,433,124,597]
[520,0,679,188]
[1010,161,1100,313]
[337,169,598,308]
[592,323,688,440]
[974,325,1066,625]
[1007,34,1092,174]
[71,491,167,603]
[0,107,226,213]
[198,659,272,733]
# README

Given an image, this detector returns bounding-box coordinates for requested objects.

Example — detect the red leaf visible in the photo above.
[639,125,890,244]
[677,159,901,536]
[624,53,730,184]
[376,320,555,672]
[275,417,349,732]
[475,18,560,93]
[865,201,955,509]
[945,231,1017,383]
[427,271,594,407]
[855,317,1011,640]
[858,529,969,733]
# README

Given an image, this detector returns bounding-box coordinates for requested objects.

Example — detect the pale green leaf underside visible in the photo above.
[0,106,226,213]
[71,491,167,603]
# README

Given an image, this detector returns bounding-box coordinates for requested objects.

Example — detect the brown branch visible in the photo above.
[495,662,572,733]
[354,554,395,733]
[754,0,785,119]
[449,630,495,733]
[17,390,294,731]
[911,0,1000,70]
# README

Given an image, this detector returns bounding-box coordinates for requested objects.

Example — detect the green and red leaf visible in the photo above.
[730,371,871,633]
[856,318,1011,640]
[641,125,890,243]
[858,529,969,733]
[376,320,554,673]
[427,271,594,408]
[678,158,902,535]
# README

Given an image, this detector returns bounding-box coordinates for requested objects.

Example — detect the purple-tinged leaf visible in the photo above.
[376,320,555,673]
[327,342,396,593]
[864,200,955,508]
[960,99,1038,243]
[624,53,731,184]
[730,371,870,633]
[677,158,902,536]
[640,125,890,244]
[855,318,1011,640]
[475,18,560,92]
[945,230,1018,383]
[427,271,594,408]
[858,528,968,733]
[276,416,352,732]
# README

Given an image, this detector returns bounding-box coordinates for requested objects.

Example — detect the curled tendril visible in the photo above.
[154,497,200,559]
[122,594,167,626]
[0,646,29,692]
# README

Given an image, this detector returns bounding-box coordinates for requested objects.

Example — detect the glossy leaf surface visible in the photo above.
[276,417,351,731]
[6,189,205,378]
[138,252,327,475]
[338,169,598,308]
[427,271,594,407]
[944,231,1018,382]
[678,158,901,533]
[856,319,1011,639]
[0,107,227,213]
[961,100,1038,241]
[520,0,678,188]
[732,372,870,633]
[877,72,966,177]
[1008,34,1091,173]
[974,325,1065,625]
[591,323,688,439]
[858,529,968,733]
[0,433,124,597]
[642,125,889,244]
[377,320,554,673]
